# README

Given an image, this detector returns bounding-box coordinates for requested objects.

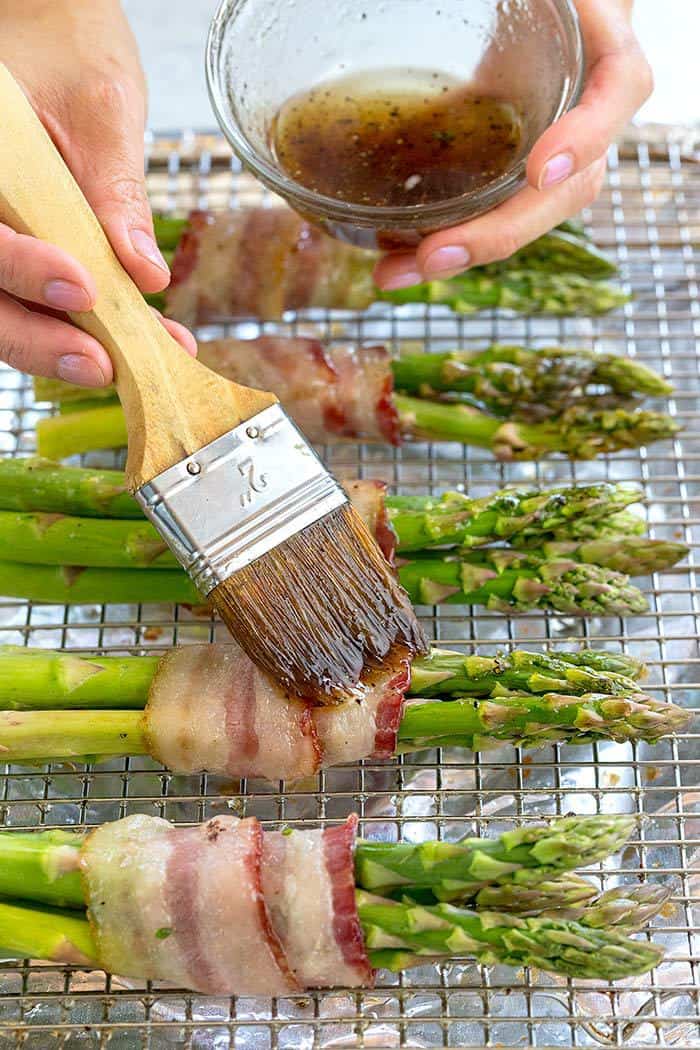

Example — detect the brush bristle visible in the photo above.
[210,503,427,704]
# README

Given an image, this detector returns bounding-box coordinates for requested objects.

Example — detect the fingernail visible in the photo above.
[540,152,575,189]
[56,354,108,387]
[130,229,169,272]
[422,245,471,279]
[43,280,92,312]
[380,268,423,291]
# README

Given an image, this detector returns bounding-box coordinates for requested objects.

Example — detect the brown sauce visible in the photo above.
[271,68,523,209]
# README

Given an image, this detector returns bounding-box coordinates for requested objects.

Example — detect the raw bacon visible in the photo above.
[144,643,409,780]
[341,479,397,563]
[166,207,377,324]
[81,814,298,995]
[144,644,320,781]
[197,338,402,446]
[262,815,373,988]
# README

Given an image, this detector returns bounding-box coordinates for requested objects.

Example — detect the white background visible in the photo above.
[124,0,699,130]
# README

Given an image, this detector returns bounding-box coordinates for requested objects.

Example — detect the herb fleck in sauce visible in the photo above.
[271,68,523,208]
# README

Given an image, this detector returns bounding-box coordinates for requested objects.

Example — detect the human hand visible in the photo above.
[0,0,196,386]
[374,0,652,290]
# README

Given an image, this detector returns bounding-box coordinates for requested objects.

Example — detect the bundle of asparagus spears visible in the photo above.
[151,209,631,322]
[34,338,678,461]
[0,459,686,617]
[0,813,670,988]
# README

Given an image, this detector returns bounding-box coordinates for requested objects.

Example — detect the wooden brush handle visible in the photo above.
[0,65,276,489]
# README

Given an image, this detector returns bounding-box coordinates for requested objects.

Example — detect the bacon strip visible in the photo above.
[166,207,377,324]
[341,480,397,563]
[145,644,321,781]
[262,815,373,988]
[197,338,401,446]
[81,814,298,995]
[145,642,408,780]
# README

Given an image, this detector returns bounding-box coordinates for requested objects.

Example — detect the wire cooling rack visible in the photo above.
[0,130,697,1049]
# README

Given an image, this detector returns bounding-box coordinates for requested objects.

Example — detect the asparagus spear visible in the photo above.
[396,396,680,459]
[0,457,138,517]
[0,644,644,709]
[36,404,127,461]
[409,647,643,698]
[399,688,690,751]
[0,893,662,981]
[0,561,200,605]
[354,814,635,898]
[358,893,663,978]
[0,460,651,553]
[392,347,671,414]
[386,483,642,551]
[0,511,175,569]
[0,646,160,709]
[398,549,648,616]
[383,269,630,316]
[538,882,672,931]
[0,506,684,578]
[0,900,97,965]
[0,550,647,614]
[555,648,645,679]
[526,537,688,576]
[0,815,630,907]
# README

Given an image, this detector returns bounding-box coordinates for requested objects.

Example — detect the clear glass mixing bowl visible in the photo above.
[206,0,583,248]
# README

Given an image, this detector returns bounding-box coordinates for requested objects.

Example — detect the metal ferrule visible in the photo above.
[135,404,348,595]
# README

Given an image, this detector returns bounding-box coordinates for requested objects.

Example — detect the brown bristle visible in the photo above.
[210,503,427,704]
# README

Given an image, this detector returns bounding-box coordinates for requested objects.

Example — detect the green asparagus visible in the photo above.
[38,342,669,425]
[36,404,127,460]
[408,647,643,698]
[525,537,688,575]
[0,461,655,554]
[383,269,630,316]
[0,457,138,517]
[0,560,201,605]
[0,644,644,709]
[539,882,672,931]
[386,482,643,551]
[398,549,648,616]
[354,814,635,898]
[358,893,663,978]
[396,396,680,459]
[399,687,690,751]
[391,347,670,418]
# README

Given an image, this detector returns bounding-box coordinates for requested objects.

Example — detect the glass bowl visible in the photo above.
[206,0,583,249]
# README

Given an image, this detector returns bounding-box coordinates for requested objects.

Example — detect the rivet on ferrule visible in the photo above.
[186,462,201,476]
[246,426,260,439]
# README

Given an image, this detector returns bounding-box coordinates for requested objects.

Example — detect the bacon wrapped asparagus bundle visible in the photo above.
[34,336,678,459]
[0,814,666,988]
[150,209,628,324]
[0,642,689,773]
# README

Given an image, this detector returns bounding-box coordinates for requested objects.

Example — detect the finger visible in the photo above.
[375,158,605,284]
[151,309,198,357]
[48,77,169,295]
[0,223,97,313]
[0,292,113,385]
[527,1,653,189]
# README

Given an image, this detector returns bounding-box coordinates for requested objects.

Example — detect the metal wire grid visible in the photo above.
[0,132,697,1049]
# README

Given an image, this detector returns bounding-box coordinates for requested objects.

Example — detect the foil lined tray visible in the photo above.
[0,130,697,1048]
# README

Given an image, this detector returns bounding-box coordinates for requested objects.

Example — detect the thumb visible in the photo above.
[52,76,169,295]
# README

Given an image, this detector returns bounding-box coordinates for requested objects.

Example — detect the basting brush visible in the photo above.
[0,65,426,703]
